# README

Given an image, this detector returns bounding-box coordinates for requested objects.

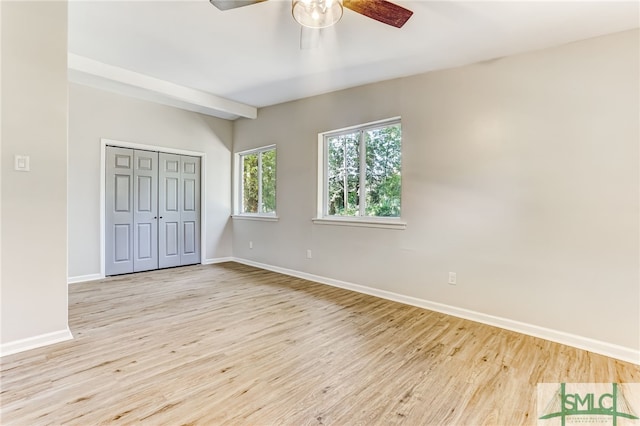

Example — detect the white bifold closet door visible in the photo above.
[158,153,201,269]
[105,146,200,276]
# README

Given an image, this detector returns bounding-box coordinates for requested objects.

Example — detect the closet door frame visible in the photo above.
[99,138,206,278]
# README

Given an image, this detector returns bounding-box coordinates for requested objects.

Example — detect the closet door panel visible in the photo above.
[113,224,131,262]
[159,153,182,268]
[164,222,179,256]
[133,150,159,272]
[106,147,134,275]
[180,156,201,265]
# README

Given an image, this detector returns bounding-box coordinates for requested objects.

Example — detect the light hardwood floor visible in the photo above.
[1,263,638,425]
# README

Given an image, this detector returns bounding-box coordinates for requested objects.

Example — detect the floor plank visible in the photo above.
[1,262,638,425]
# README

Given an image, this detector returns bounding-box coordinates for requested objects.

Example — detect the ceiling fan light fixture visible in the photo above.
[292,0,343,29]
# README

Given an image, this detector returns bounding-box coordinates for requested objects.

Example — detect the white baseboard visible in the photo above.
[232,257,640,365]
[0,328,74,358]
[203,257,234,265]
[66,259,234,283]
[68,273,103,285]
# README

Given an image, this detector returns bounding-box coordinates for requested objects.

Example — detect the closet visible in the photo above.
[105,146,201,276]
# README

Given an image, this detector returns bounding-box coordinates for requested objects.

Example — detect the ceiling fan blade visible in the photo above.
[343,0,413,28]
[209,0,266,11]
[300,27,321,50]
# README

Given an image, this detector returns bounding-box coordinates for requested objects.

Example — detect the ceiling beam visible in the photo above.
[68,54,257,120]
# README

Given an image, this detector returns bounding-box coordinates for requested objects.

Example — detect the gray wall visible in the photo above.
[1,2,69,344]
[233,30,639,351]
[68,83,233,279]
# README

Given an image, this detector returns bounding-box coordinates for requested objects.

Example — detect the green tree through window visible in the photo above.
[365,124,401,217]
[240,146,276,215]
[242,153,259,213]
[327,132,360,215]
[260,149,276,213]
[324,120,401,218]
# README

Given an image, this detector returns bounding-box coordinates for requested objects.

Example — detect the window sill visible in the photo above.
[312,217,406,230]
[232,215,279,222]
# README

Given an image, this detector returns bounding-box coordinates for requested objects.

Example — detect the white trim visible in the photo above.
[200,152,207,266]
[70,258,233,281]
[102,138,205,157]
[68,54,256,120]
[232,215,279,222]
[202,257,234,265]
[68,274,103,285]
[323,116,402,135]
[235,144,277,157]
[316,132,325,219]
[312,217,406,230]
[100,138,208,277]
[0,328,74,358]
[231,258,640,365]
[100,142,106,279]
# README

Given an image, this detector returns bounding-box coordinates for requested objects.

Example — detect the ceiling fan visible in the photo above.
[210,0,414,47]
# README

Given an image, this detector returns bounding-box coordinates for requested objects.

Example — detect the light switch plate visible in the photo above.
[14,155,30,172]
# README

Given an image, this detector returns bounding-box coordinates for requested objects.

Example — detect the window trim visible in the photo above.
[234,144,278,219]
[315,117,405,228]
[311,216,407,230]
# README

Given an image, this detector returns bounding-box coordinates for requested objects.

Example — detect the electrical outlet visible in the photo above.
[306,249,312,259]
[14,155,30,172]
[448,272,457,285]
[249,241,253,249]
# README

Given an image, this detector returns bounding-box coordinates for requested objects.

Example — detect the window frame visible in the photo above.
[314,117,406,230]
[234,144,278,220]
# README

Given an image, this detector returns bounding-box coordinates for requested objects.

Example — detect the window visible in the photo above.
[316,118,405,228]
[237,145,276,217]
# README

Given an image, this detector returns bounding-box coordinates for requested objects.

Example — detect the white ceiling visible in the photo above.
[68,0,639,119]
